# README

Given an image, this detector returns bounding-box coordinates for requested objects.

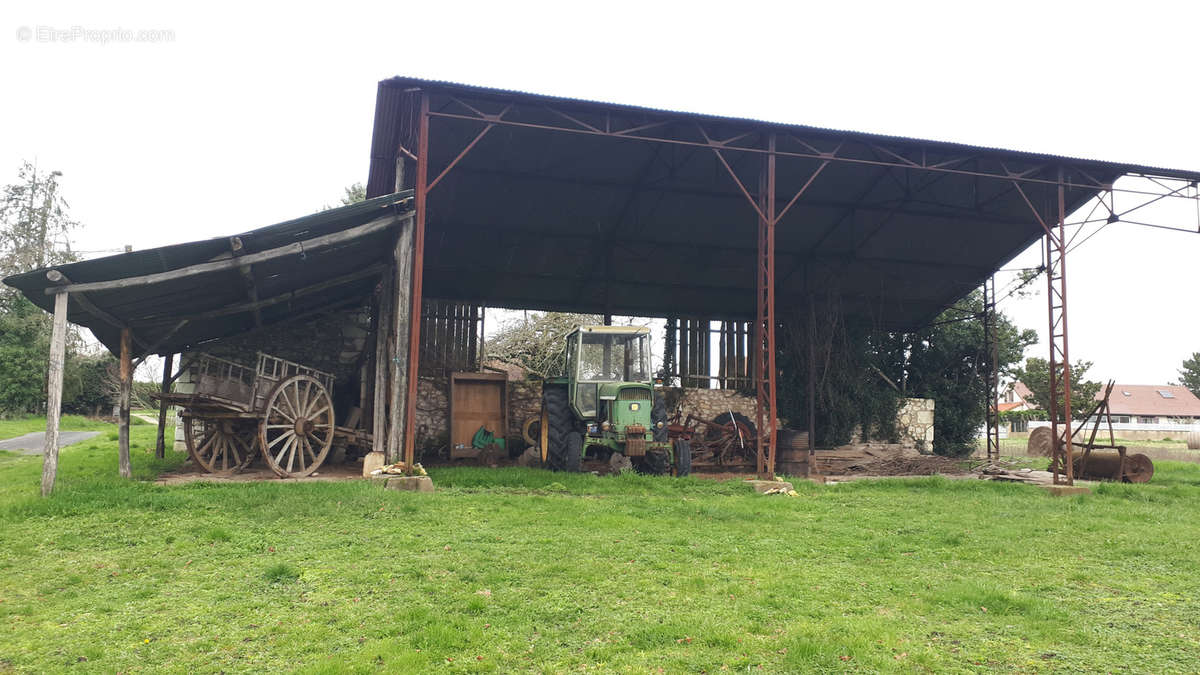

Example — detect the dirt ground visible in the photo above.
[156,461,365,485]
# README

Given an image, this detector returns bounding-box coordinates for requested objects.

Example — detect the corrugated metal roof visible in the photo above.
[376,76,1200,183]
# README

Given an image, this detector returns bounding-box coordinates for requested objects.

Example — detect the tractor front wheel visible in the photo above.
[641,449,671,475]
[652,394,668,442]
[674,438,692,477]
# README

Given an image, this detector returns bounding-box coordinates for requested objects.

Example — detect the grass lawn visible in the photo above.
[0,414,134,440]
[1,424,1199,672]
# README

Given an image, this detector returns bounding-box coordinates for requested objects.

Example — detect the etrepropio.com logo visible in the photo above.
[15,25,175,44]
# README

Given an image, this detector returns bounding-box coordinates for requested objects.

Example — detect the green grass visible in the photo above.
[0,413,147,440]
[1,431,1199,672]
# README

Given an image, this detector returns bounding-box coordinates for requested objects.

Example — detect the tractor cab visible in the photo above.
[564,326,652,421]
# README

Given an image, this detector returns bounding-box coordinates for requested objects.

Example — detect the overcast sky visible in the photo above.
[3,0,1198,385]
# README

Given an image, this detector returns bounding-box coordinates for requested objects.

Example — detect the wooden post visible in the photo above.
[155,353,174,459]
[372,271,394,455]
[389,216,415,465]
[118,327,133,478]
[40,291,69,497]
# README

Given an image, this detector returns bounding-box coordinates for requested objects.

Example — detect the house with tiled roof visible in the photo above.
[1103,384,1200,425]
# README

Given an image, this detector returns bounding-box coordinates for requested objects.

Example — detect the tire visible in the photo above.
[706,411,756,443]
[543,385,573,470]
[641,449,671,475]
[674,438,691,477]
[652,393,668,442]
[563,431,584,473]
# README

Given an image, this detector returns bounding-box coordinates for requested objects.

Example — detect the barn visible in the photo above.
[7,76,1200,489]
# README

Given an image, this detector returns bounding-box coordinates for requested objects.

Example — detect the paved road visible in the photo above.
[0,431,101,455]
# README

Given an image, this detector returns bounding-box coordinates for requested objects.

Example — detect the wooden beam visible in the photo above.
[230,236,264,329]
[388,219,415,464]
[155,353,174,459]
[40,291,69,497]
[118,328,132,478]
[372,270,394,456]
[45,212,411,296]
[134,319,189,365]
[44,270,149,351]
[179,264,386,323]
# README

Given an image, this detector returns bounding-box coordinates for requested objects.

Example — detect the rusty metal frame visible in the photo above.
[983,275,1000,461]
[399,91,1200,476]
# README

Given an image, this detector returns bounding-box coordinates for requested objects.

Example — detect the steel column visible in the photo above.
[754,134,779,480]
[402,92,430,469]
[1046,168,1073,485]
[983,276,1000,461]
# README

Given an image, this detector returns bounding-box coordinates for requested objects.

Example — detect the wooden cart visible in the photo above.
[156,352,370,478]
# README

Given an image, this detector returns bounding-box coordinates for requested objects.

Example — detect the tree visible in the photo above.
[340,182,366,206]
[0,161,79,294]
[486,311,603,378]
[1175,352,1200,398]
[0,294,52,415]
[1011,356,1102,421]
[322,183,366,211]
[0,162,86,415]
[900,290,1037,456]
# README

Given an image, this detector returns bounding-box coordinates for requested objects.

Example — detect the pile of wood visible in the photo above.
[781,443,963,476]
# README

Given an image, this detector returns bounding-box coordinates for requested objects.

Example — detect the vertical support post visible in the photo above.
[983,276,1001,461]
[1046,167,1074,485]
[372,270,394,457]
[754,133,779,480]
[155,352,174,459]
[402,91,430,470]
[807,291,816,470]
[118,327,133,478]
[389,216,415,464]
[664,317,677,382]
[40,291,69,497]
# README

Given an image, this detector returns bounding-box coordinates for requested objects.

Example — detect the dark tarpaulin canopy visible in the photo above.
[3,191,414,357]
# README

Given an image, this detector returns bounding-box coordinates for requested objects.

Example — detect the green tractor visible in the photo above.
[538,326,690,476]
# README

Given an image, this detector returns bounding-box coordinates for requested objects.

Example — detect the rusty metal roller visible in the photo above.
[1073,450,1154,483]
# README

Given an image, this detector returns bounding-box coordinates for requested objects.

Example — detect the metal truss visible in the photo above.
[395,88,1200,480]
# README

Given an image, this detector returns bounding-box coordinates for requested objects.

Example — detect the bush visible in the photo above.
[63,353,117,415]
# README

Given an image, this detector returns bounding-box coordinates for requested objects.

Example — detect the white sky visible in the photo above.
[3,0,1198,385]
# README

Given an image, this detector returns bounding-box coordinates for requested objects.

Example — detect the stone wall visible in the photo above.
[662,387,761,425]
[895,398,935,451]
[197,307,372,391]
[413,376,449,450]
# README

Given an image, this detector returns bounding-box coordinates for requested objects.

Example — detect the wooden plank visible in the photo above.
[387,219,414,464]
[46,213,409,296]
[155,353,174,459]
[40,291,69,497]
[372,270,394,455]
[118,328,133,478]
[44,270,149,351]
[184,264,386,323]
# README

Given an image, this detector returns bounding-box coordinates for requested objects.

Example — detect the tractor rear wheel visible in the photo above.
[543,385,575,471]
[651,394,668,442]
[674,438,692,477]
[563,431,583,473]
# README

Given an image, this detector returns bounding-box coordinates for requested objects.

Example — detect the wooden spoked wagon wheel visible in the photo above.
[259,374,335,478]
[182,416,259,474]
